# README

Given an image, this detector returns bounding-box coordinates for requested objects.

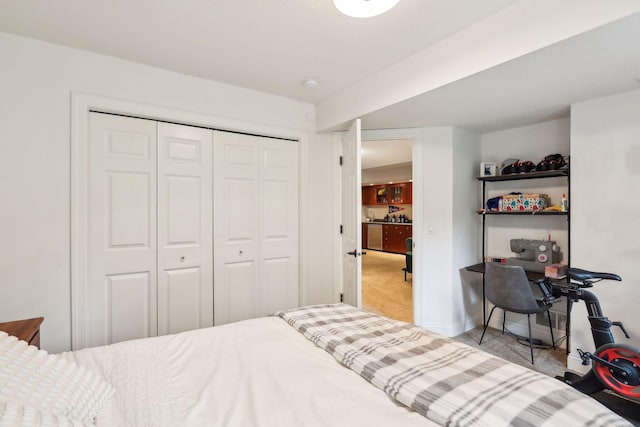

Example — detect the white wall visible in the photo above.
[413,127,480,336]
[0,32,335,353]
[452,129,483,333]
[303,132,339,305]
[569,89,640,370]
[413,128,452,332]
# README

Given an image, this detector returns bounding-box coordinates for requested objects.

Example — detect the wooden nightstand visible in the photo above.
[0,317,44,349]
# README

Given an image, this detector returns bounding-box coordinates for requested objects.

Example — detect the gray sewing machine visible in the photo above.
[505,239,560,272]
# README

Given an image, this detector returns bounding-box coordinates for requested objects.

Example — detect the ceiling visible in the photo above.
[0,0,515,104]
[1,1,639,138]
[360,11,640,134]
[361,139,412,170]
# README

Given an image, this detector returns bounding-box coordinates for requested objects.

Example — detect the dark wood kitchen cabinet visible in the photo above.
[362,186,376,205]
[382,224,412,254]
[389,182,411,204]
[362,182,412,205]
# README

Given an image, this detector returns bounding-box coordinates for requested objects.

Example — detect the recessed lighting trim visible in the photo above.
[333,0,400,18]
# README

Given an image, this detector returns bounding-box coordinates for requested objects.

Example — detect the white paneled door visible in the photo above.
[88,113,158,347]
[341,119,362,307]
[157,123,213,335]
[213,131,298,325]
[82,113,297,347]
[87,113,213,347]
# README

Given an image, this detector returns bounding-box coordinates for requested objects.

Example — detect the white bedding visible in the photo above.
[64,317,436,427]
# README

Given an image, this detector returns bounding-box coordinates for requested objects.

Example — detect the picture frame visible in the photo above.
[480,162,496,177]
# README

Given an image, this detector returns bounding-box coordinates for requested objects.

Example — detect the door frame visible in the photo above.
[70,92,309,349]
[333,127,423,319]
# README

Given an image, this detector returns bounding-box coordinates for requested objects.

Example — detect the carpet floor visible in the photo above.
[453,325,568,377]
[362,250,567,374]
[361,250,412,323]
[360,253,639,424]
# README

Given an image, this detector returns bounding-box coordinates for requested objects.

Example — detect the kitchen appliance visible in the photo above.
[367,224,383,250]
[505,238,560,272]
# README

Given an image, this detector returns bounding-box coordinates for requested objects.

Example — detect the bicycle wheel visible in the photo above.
[592,343,640,401]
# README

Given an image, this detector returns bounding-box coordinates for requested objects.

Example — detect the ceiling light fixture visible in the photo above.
[333,0,400,18]
[303,77,320,88]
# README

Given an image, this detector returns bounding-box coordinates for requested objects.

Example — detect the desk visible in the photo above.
[465,262,546,281]
[465,263,571,353]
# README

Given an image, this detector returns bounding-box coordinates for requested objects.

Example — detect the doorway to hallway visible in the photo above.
[359,136,413,322]
[361,250,412,322]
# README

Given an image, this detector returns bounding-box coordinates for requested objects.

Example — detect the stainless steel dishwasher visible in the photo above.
[367,224,383,250]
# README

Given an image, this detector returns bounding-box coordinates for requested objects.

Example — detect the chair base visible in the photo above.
[479,307,556,364]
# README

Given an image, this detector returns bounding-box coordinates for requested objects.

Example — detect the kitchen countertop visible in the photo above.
[363,221,412,225]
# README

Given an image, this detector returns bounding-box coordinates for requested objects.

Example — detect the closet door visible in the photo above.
[213,132,260,324]
[260,137,299,315]
[213,131,298,325]
[88,113,157,347]
[157,123,213,335]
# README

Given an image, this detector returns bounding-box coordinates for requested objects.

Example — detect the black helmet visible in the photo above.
[536,153,566,171]
[517,160,536,173]
[500,158,519,175]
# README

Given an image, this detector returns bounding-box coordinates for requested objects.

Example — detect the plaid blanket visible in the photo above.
[276,304,631,427]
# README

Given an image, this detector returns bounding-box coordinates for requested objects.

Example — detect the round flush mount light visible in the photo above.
[303,77,320,88]
[333,0,400,18]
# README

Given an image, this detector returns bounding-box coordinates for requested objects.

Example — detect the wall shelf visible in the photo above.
[468,167,571,352]
[477,169,568,182]
[479,211,568,216]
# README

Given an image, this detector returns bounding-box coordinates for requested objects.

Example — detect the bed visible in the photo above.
[0,304,632,426]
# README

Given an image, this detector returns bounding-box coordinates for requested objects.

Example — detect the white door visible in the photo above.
[260,137,299,315]
[213,131,298,325]
[341,119,363,307]
[88,113,158,347]
[157,123,213,335]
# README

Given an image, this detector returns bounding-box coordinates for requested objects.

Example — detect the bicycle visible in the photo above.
[538,268,640,401]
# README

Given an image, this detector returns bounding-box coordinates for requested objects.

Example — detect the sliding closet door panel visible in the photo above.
[213,132,260,325]
[214,131,298,324]
[157,123,213,335]
[219,261,257,324]
[226,178,258,241]
[88,113,157,347]
[108,173,150,247]
[108,272,151,344]
[162,268,201,335]
[259,138,299,315]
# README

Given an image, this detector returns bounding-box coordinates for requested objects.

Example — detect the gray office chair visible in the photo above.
[403,237,412,281]
[479,263,555,364]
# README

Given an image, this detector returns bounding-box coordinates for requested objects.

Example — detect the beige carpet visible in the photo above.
[453,325,568,377]
[361,250,565,374]
[361,250,413,323]
[361,259,638,424]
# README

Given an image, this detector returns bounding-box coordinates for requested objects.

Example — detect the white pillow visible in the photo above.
[0,332,114,424]
[0,399,91,427]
